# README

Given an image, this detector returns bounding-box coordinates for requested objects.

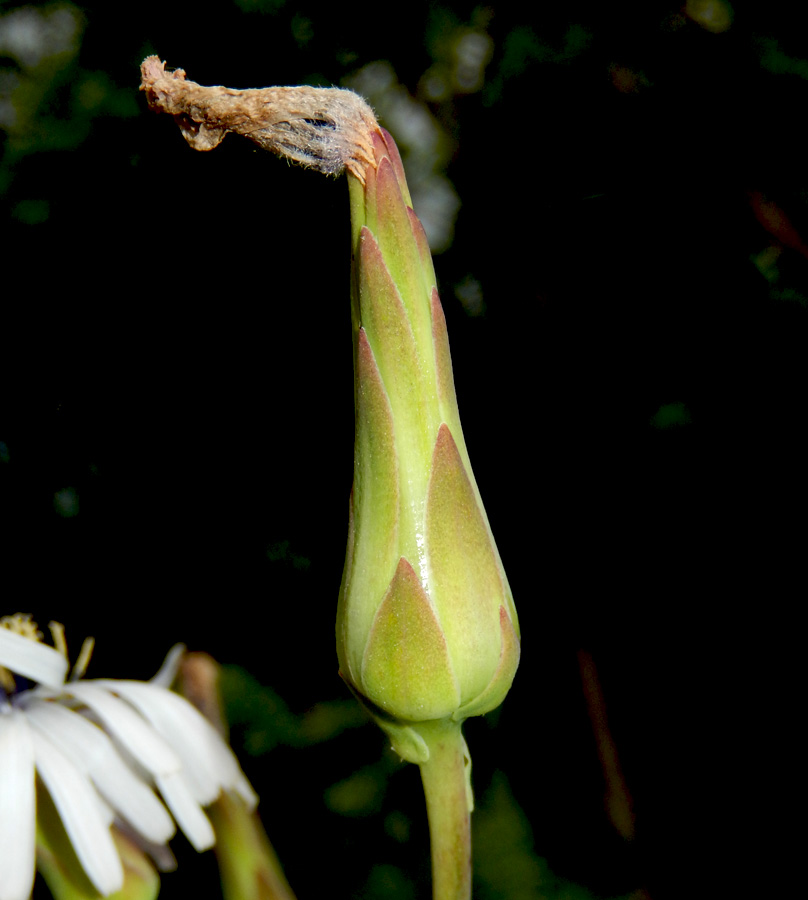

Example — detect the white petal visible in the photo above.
[0,711,36,900]
[155,771,215,852]
[150,644,185,689]
[94,680,252,807]
[65,682,181,777]
[0,628,67,689]
[32,728,124,896]
[25,700,175,844]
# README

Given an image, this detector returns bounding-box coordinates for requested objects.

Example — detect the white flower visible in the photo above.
[0,618,257,900]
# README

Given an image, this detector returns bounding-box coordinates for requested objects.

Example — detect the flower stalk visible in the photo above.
[178,653,298,900]
[140,58,520,900]
[417,720,472,900]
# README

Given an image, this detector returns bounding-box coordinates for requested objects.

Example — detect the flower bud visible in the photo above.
[336,128,519,760]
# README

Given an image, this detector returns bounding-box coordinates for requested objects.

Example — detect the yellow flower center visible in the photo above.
[0,612,43,641]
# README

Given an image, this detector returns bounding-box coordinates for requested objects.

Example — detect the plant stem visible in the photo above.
[418,719,473,900]
[209,793,297,900]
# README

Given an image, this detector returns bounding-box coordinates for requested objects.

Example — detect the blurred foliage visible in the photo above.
[0,2,138,191]
[649,401,692,430]
[475,774,636,900]
[221,664,368,753]
[3,2,805,899]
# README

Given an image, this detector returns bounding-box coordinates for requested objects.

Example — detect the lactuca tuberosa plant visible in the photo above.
[140,57,520,900]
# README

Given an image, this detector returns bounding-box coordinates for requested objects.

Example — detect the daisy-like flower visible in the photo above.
[0,614,257,900]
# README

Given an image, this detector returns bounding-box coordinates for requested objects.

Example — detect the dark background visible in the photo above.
[2,1,804,898]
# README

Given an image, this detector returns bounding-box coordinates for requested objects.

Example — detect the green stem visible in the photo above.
[209,793,297,900]
[418,719,473,900]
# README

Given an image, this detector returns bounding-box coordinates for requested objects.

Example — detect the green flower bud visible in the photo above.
[336,127,519,760]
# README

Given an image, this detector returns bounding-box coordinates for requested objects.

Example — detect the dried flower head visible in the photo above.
[140,56,378,182]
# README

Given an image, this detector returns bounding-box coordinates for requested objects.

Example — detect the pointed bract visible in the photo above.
[425,424,505,706]
[362,557,461,721]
